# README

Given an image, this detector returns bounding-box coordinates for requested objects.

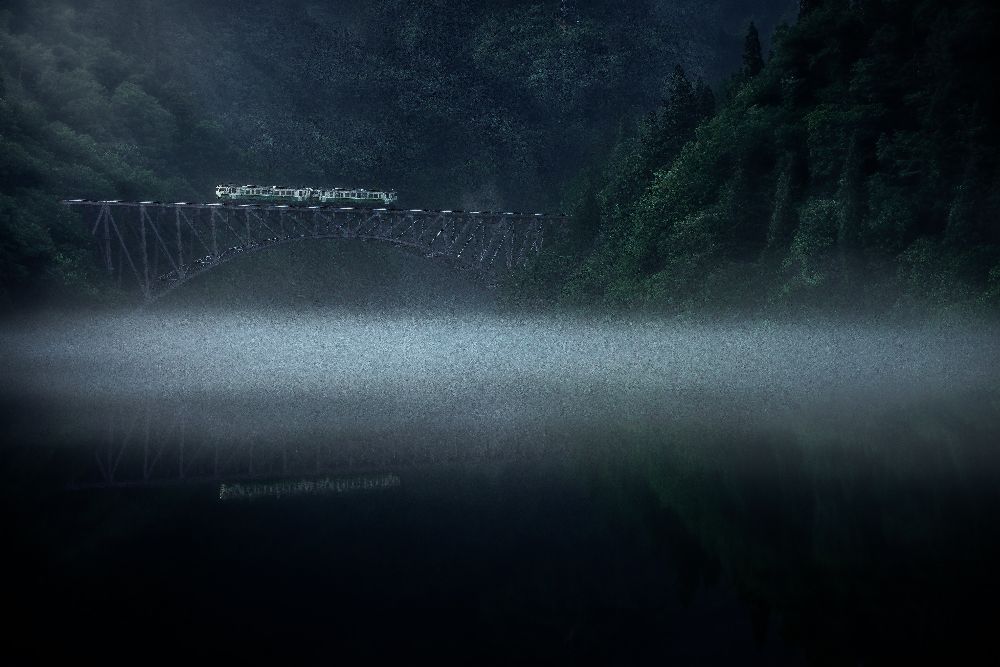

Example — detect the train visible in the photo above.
[215,184,398,207]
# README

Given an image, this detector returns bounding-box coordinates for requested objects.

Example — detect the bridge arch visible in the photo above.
[152,232,489,303]
[63,201,565,303]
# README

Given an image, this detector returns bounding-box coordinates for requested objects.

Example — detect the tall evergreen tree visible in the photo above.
[665,64,697,114]
[799,0,822,17]
[836,134,864,251]
[696,78,716,117]
[569,172,603,249]
[767,155,798,252]
[743,22,764,78]
[643,65,700,173]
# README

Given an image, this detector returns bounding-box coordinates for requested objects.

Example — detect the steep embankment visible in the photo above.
[521,0,1000,314]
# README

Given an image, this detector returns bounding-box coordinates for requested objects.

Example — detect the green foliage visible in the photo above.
[0,0,790,308]
[0,4,207,304]
[785,197,839,291]
[9,0,995,314]
[110,82,177,148]
[522,0,1000,314]
[743,22,765,79]
[641,66,716,178]
[472,5,624,114]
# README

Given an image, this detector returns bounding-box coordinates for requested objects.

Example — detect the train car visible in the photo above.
[215,184,397,207]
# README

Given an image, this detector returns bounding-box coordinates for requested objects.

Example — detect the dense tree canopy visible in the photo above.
[0,0,793,305]
[3,0,998,314]
[510,0,1000,313]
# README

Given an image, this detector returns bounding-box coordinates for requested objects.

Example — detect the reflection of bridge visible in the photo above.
[62,200,568,302]
[71,408,554,491]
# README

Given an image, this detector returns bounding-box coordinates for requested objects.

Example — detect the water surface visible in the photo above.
[3,310,998,662]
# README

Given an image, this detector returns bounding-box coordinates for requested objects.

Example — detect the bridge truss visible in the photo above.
[62,201,567,302]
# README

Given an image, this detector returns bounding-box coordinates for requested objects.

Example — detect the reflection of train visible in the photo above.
[215,184,398,207]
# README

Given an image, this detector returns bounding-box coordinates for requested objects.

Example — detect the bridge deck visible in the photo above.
[63,199,568,218]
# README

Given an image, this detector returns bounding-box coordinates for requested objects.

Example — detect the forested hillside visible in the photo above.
[0,0,794,305]
[7,0,998,313]
[515,0,1000,313]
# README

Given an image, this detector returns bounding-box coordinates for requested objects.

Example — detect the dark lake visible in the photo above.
[3,309,999,663]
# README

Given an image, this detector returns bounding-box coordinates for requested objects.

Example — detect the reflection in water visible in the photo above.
[610,423,1000,664]
[2,312,999,661]
[68,406,525,490]
[218,473,401,501]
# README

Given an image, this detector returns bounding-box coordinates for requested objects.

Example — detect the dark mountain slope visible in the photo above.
[0,0,795,306]
[514,0,1000,313]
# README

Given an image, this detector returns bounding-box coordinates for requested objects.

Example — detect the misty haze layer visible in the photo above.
[2,312,997,455]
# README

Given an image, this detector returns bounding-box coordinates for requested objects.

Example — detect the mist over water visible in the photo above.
[4,0,1000,659]
[3,302,1000,663]
[3,309,998,456]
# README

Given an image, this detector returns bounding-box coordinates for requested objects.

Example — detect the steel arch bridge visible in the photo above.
[63,200,568,302]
